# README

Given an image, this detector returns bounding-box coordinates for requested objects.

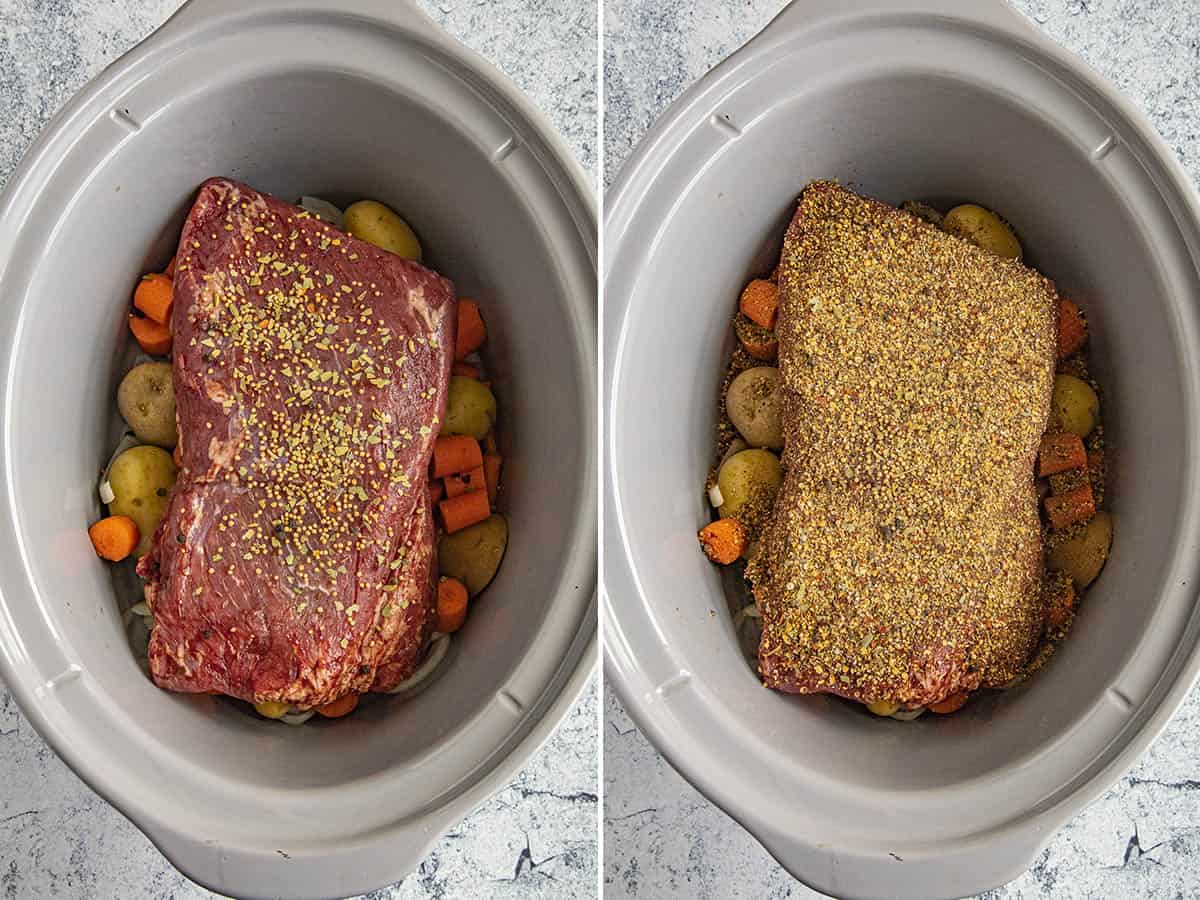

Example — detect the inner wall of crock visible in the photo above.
[614,72,1184,791]
[9,69,586,786]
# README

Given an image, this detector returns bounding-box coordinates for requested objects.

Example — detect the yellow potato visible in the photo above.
[342,200,422,261]
[716,449,782,528]
[943,204,1022,259]
[1048,511,1112,588]
[438,514,508,597]
[117,362,176,447]
[1051,374,1099,437]
[255,701,289,719]
[726,366,783,450]
[106,446,177,558]
[867,700,900,716]
[444,375,497,440]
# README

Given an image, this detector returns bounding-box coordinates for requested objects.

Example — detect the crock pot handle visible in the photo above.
[759,0,1040,41]
[160,0,446,41]
[752,820,1052,900]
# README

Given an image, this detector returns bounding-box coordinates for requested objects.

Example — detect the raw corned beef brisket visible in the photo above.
[748,182,1057,708]
[138,178,456,709]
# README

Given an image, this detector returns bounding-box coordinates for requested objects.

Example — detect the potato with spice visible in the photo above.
[1051,374,1099,437]
[106,445,177,558]
[438,513,508,597]
[1048,511,1112,588]
[943,203,1022,259]
[444,375,497,440]
[716,448,782,529]
[726,366,783,450]
[117,362,177,447]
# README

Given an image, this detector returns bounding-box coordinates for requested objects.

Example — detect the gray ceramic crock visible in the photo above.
[0,1,596,897]
[604,1,1200,898]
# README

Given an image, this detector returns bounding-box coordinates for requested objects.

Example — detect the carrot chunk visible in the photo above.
[445,465,485,498]
[88,515,140,561]
[739,279,779,329]
[929,692,969,715]
[432,435,483,478]
[1038,432,1087,476]
[1057,297,1087,359]
[439,489,491,533]
[129,314,171,355]
[1045,484,1096,530]
[164,254,177,278]
[436,576,469,633]
[483,452,502,508]
[734,313,777,361]
[455,299,487,360]
[316,694,359,718]
[1045,578,1077,630]
[698,518,747,565]
[429,480,445,505]
[452,361,480,379]
[134,272,174,325]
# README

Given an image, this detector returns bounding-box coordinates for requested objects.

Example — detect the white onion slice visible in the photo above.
[386,632,450,695]
[298,196,344,228]
[280,710,316,726]
[891,707,926,721]
[708,483,724,508]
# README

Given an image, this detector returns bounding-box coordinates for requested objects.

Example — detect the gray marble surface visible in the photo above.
[0,1,597,898]
[603,1,1200,898]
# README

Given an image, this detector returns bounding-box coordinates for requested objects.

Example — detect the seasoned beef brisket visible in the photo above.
[138,178,455,709]
[748,182,1057,707]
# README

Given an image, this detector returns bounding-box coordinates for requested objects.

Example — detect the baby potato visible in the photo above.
[444,375,497,440]
[717,449,783,529]
[117,362,177,447]
[438,514,508,597]
[1048,511,1112,588]
[943,204,1022,259]
[726,367,783,450]
[343,200,422,261]
[106,445,178,558]
[1051,374,1099,437]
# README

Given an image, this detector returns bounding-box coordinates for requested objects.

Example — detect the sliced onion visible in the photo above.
[718,438,749,473]
[280,710,316,726]
[298,196,344,228]
[891,706,926,721]
[708,483,724,508]
[385,632,450,695]
[100,432,140,507]
[129,601,151,618]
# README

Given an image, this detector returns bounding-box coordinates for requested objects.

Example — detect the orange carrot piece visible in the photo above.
[929,692,969,715]
[740,333,778,361]
[429,479,445,505]
[436,576,469,633]
[432,435,483,478]
[739,279,779,329]
[698,518,747,565]
[1045,579,1077,630]
[452,361,481,379]
[439,489,491,533]
[129,314,171,355]
[445,465,485,498]
[164,254,177,277]
[88,515,140,562]
[1038,432,1087,476]
[316,693,359,718]
[134,273,174,325]
[483,452,502,508]
[484,430,498,454]
[1045,484,1096,530]
[1057,297,1087,359]
[455,299,486,360]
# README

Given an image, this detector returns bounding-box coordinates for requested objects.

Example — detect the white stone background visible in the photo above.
[603,1,1200,898]
[0,1,598,898]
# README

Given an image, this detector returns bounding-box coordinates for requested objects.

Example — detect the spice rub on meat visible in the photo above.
[138,178,456,709]
[748,182,1058,707]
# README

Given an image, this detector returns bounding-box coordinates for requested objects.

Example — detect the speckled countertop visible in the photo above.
[0,1,597,898]
[604,1,1200,898]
